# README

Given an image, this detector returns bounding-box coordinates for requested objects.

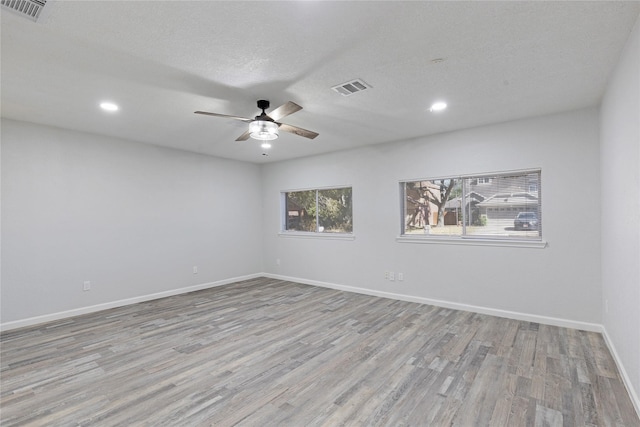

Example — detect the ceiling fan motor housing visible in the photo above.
[257,100,270,111]
[255,100,275,122]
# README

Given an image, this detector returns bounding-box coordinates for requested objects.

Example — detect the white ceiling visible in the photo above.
[2,1,639,164]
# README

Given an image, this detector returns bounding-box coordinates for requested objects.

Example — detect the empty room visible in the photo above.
[1,1,639,426]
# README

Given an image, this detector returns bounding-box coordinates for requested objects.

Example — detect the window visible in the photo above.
[283,187,352,234]
[401,170,541,240]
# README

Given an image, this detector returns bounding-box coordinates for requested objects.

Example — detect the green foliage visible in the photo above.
[318,188,352,232]
[474,214,488,226]
[286,188,352,233]
[286,190,316,231]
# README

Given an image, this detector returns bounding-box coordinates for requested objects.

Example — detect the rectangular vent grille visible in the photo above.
[1,0,47,22]
[331,79,371,97]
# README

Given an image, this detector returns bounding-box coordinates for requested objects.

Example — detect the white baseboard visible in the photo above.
[0,273,262,332]
[601,327,640,419]
[263,273,603,333]
[2,272,604,335]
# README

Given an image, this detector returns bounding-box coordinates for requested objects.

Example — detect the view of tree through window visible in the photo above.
[402,170,541,239]
[285,187,352,233]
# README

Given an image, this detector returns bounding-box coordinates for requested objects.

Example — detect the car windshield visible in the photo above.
[517,213,536,219]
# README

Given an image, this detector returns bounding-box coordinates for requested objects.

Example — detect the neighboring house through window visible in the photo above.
[402,169,541,239]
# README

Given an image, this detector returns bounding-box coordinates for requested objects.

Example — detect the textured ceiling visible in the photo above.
[2,1,639,163]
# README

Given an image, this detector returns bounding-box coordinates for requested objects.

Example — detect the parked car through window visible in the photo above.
[514,212,538,230]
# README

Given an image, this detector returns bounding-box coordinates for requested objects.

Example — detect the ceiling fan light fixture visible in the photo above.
[249,120,279,140]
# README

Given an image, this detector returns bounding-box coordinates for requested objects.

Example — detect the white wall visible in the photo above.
[0,109,605,332]
[1,119,263,324]
[262,108,602,325]
[600,16,640,410]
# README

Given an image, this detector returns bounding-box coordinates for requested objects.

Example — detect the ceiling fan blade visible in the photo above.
[194,111,252,122]
[235,129,251,141]
[267,101,302,122]
[278,123,319,140]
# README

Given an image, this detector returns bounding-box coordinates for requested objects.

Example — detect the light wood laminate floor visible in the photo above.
[1,277,638,426]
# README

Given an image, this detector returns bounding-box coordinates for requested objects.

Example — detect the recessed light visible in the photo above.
[261,142,272,149]
[100,102,119,112]
[429,102,447,112]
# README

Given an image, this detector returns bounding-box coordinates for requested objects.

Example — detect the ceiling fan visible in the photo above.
[195,100,319,142]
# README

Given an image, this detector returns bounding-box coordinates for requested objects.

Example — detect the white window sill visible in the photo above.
[278,232,355,241]
[396,235,547,248]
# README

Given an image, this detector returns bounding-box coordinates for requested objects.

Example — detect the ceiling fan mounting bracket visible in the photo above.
[255,100,274,121]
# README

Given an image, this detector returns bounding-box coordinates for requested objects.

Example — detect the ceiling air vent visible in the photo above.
[331,79,371,97]
[1,0,48,22]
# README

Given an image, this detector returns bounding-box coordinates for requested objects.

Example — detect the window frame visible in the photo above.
[398,169,546,248]
[279,185,354,240]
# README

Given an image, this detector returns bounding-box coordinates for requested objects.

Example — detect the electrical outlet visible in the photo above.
[83,281,91,291]
[384,271,389,280]
[389,272,395,281]
[193,266,198,274]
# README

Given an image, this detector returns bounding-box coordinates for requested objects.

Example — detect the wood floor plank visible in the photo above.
[1,277,638,426]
